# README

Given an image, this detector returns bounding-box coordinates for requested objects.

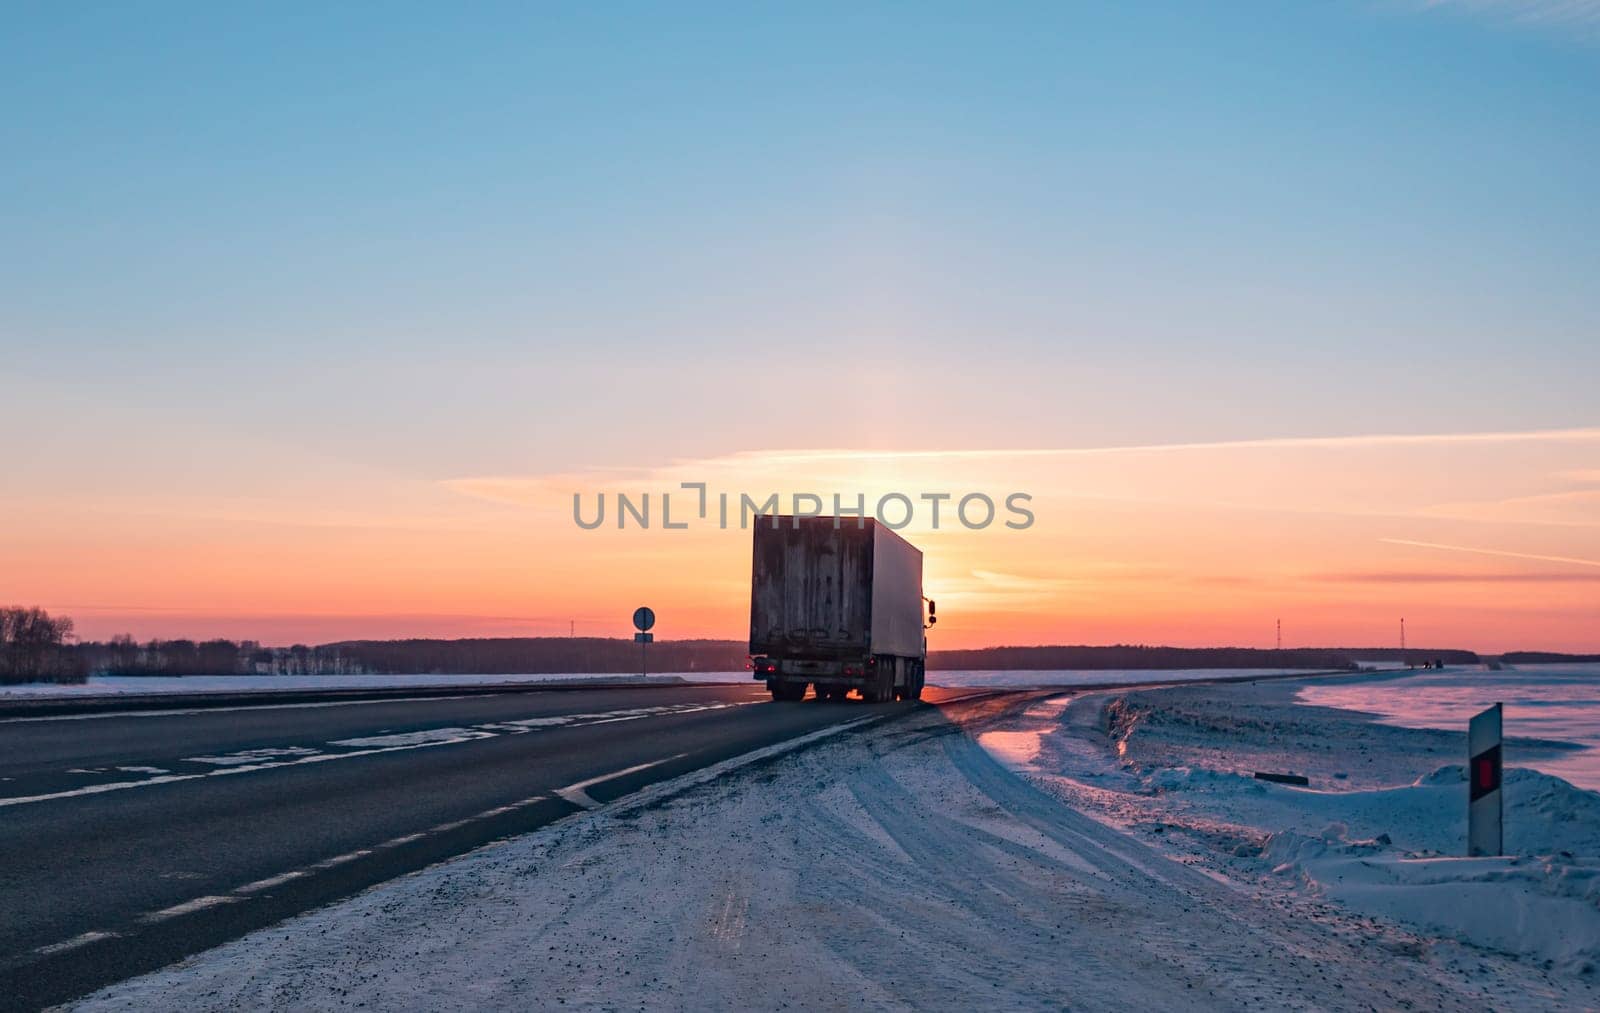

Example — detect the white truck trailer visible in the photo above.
[748,516,934,702]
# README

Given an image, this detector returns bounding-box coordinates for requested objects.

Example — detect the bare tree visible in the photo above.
[0,606,85,684]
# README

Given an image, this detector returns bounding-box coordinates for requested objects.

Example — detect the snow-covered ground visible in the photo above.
[0,667,1326,698]
[73,686,1595,1011]
[982,671,1600,983]
[1298,664,1600,791]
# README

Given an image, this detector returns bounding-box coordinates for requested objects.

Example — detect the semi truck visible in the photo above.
[748,516,935,702]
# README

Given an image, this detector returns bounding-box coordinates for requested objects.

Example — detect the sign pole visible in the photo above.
[1468,703,1503,857]
[632,606,656,680]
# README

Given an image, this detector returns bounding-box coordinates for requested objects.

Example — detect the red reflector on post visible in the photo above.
[1477,757,1492,789]
[1471,748,1501,799]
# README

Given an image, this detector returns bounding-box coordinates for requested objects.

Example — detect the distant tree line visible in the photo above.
[1499,651,1600,664]
[927,645,1477,671]
[67,637,1481,677]
[77,636,269,676]
[65,635,752,677]
[0,607,1503,683]
[319,638,751,674]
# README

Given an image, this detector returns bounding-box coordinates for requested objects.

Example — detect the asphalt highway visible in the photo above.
[0,682,984,1010]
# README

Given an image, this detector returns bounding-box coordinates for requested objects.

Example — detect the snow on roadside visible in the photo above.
[981,675,1600,976]
[70,696,1587,1011]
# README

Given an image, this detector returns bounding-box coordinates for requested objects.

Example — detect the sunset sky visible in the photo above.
[2,3,1597,652]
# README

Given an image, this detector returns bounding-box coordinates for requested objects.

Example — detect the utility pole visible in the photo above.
[1400,617,1407,653]
[1276,618,1282,651]
[570,619,575,637]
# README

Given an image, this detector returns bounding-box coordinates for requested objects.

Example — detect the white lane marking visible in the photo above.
[330,728,497,749]
[34,930,121,956]
[556,756,686,810]
[0,738,481,809]
[551,715,890,820]
[187,746,321,766]
[116,765,169,774]
[310,849,373,870]
[477,717,572,732]
[140,895,239,923]
[0,699,761,810]
[0,694,489,724]
[376,833,426,849]
[234,870,310,894]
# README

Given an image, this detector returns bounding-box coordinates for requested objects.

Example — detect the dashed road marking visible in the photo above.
[33,930,121,957]
[140,895,239,923]
[0,702,759,810]
[310,849,373,870]
[234,870,311,894]
[375,833,427,850]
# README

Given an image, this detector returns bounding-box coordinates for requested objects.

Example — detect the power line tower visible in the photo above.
[1276,618,1282,651]
[1400,617,1406,653]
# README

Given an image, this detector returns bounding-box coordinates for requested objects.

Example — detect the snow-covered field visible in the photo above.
[933,666,1328,688]
[985,671,1600,983]
[0,667,1326,698]
[1298,664,1600,791]
[72,682,1597,1011]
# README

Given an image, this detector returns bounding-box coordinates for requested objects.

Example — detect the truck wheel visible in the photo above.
[771,682,808,702]
[909,663,924,701]
[868,666,894,703]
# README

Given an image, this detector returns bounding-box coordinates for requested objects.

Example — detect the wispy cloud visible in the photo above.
[1311,569,1600,583]
[733,427,1600,466]
[443,426,1600,504]
[1418,488,1600,528]
[1414,0,1600,39]
[1379,537,1600,568]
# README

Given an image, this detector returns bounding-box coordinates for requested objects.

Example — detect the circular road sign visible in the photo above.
[633,606,656,632]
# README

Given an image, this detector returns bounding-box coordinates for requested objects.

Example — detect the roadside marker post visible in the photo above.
[1468,703,1503,857]
[633,606,656,678]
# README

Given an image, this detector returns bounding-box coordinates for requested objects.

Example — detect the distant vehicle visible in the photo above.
[748,516,935,703]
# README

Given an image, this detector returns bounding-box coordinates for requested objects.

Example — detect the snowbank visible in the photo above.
[984,676,1600,975]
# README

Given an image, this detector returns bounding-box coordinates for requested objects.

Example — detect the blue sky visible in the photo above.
[3,1,1597,479]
